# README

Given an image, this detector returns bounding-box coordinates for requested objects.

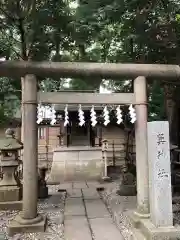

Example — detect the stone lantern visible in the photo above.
[101,139,110,181]
[0,128,23,206]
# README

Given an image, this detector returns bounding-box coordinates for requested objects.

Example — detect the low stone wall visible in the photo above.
[47,146,104,183]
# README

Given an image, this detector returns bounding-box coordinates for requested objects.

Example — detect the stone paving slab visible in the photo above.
[85,199,110,219]
[64,216,92,240]
[66,188,82,198]
[65,198,85,216]
[58,182,73,190]
[89,217,124,240]
[86,181,101,188]
[82,188,100,199]
[73,182,88,189]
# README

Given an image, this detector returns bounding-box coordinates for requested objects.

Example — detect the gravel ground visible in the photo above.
[2,181,180,240]
[0,185,65,240]
[99,182,136,240]
[173,197,180,226]
[100,182,180,240]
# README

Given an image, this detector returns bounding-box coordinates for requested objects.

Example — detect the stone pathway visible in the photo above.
[0,181,124,240]
[63,181,124,240]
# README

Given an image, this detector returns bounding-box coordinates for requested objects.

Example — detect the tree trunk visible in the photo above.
[163,84,176,144]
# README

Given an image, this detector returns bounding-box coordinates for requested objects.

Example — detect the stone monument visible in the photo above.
[139,121,180,239]
[0,128,23,210]
[116,165,136,196]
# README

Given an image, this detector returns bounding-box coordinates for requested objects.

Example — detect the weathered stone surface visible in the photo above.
[65,198,85,216]
[48,146,104,182]
[8,215,47,237]
[140,218,180,240]
[147,121,173,227]
[0,130,22,204]
[0,128,23,151]
[85,199,110,219]
[82,188,100,199]
[90,217,124,240]
[121,172,135,185]
[67,188,82,198]
[86,181,100,188]
[73,182,87,189]
[0,200,22,210]
[0,186,20,202]
[64,216,92,240]
[58,182,73,190]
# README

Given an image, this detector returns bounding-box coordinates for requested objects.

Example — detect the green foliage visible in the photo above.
[0,0,73,122]
[69,78,99,91]
[148,81,166,121]
[0,77,20,125]
[176,14,180,22]
[74,0,180,119]
[0,0,180,122]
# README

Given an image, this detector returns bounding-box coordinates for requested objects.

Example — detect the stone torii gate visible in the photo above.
[0,61,180,236]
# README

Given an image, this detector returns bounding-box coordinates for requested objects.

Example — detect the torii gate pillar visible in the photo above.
[133,76,150,218]
[8,75,46,236]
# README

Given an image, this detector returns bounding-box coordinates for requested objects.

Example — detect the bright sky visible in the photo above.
[69,1,78,9]
[64,79,112,93]
[99,85,112,93]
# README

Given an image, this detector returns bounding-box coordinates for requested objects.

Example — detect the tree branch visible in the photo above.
[0,27,21,45]
[1,41,23,60]
[0,6,19,22]
[17,17,28,60]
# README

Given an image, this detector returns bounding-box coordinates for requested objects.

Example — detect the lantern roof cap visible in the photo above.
[0,128,23,151]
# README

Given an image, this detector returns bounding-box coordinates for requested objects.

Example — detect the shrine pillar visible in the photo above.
[133,76,150,217]
[22,74,38,219]
[59,118,66,146]
[8,74,46,236]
